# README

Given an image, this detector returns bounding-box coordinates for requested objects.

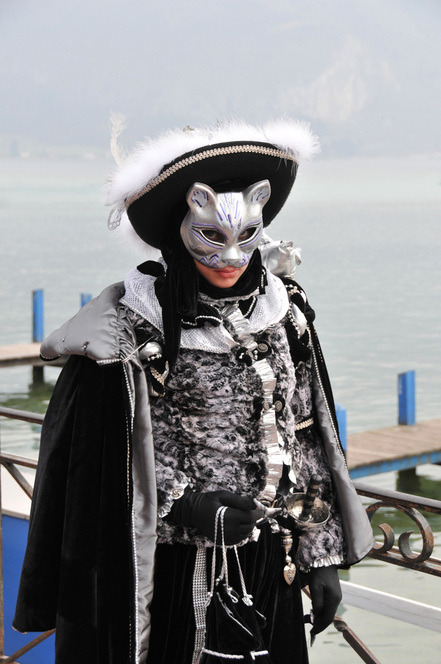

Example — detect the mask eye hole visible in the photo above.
[199,228,225,246]
[238,226,259,244]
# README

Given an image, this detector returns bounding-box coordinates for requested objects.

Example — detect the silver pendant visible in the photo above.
[283,559,297,585]
[281,528,296,585]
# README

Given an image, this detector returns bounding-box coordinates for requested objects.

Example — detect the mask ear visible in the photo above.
[186,182,217,212]
[243,180,271,207]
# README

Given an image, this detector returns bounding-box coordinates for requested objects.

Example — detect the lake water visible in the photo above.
[0,154,440,662]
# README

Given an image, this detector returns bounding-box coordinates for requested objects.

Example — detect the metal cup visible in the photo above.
[285,492,330,530]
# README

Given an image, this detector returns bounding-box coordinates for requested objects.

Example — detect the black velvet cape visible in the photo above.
[13,356,135,664]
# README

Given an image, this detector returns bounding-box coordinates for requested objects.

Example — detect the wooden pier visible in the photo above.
[0,342,44,367]
[347,419,441,478]
[0,343,64,368]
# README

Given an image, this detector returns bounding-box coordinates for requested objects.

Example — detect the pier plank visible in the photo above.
[347,419,441,476]
[0,342,43,367]
[0,342,64,367]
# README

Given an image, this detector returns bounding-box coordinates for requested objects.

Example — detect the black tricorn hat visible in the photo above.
[106,119,319,250]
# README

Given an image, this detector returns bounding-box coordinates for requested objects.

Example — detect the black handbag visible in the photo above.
[198,506,273,664]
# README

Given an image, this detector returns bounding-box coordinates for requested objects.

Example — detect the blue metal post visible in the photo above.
[335,403,347,451]
[398,371,416,425]
[81,293,92,307]
[32,289,44,342]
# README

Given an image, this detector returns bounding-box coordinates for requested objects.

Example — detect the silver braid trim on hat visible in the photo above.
[125,144,295,209]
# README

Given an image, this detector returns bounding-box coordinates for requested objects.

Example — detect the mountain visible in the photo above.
[1,0,440,157]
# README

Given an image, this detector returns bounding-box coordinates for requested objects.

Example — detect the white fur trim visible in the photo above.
[105,119,319,210]
[262,119,321,161]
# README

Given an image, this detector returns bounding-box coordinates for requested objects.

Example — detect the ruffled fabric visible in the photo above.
[121,264,289,354]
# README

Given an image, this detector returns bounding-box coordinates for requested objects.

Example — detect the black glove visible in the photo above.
[304,565,342,636]
[167,488,262,545]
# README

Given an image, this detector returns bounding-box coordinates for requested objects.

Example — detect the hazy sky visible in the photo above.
[1,0,441,156]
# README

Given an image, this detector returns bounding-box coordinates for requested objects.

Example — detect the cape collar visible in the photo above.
[121,265,289,353]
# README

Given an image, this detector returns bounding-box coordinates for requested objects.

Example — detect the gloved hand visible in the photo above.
[303,565,342,636]
[167,488,262,545]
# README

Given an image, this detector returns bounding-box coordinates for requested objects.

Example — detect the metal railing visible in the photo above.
[337,481,441,663]
[354,481,441,577]
[0,407,55,663]
[0,406,440,663]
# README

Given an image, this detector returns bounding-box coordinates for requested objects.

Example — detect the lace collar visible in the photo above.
[121,266,289,353]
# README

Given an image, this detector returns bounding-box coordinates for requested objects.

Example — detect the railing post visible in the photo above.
[32,289,44,384]
[398,371,416,425]
[335,403,347,451]
[32,289,44,343]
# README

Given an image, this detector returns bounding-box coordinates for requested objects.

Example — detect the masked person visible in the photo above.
[13,120,374,664]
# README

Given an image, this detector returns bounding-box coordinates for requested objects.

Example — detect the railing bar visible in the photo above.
[303,587,383,663]
[0,407,44,425]
[0,453,37,470]
[368,550,441,576]
[354,481,441,513]
[0,628,55,663]
[334,617,383,664]
[372,549,441,566]
[2,463,33,500]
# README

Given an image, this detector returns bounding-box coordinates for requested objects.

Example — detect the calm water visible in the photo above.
[1,155,440,662]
